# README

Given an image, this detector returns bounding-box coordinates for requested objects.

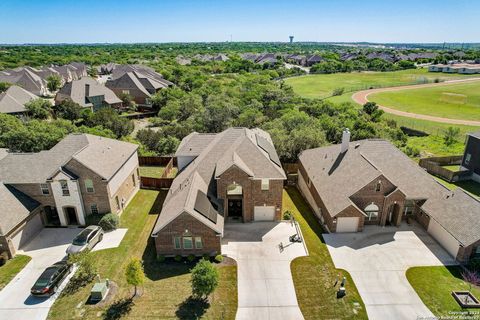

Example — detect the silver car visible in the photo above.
[66,225,104,255]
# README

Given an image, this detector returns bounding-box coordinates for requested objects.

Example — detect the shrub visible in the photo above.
[332,87,344,96]
[202,253,211,261]
[283,210,292,220]
[191,259,219,299]
[187,254,196,263]
[157,255,166,263]
[214,255,223,263]
[0,251,8,266]
[174,255,182,262]
[99,213,119,231]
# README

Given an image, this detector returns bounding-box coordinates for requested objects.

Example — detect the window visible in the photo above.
[40,183,50,195]
[364,203,379,221]
[195,237,203,249]
[474,246,480,259]
[91,204,98,215]
[367,211,378,221]
[183,237,193,249]
[404,200,415,216]
[261,179,269,191]
[145,98,151,105]
[122,89,130,95]
[465,153,472,165]
[115,196,120,211]
[85,179,94,193]
[375,181,381,192]
[132,174,136,187]
[174,237,181,249]
[60,180,69,196]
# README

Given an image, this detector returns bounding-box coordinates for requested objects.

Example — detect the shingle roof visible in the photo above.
[300,139,480,247]
[0,183,40,235]
[469,131,480,139]
[56,77,121,107]
[0,85,38,114]
[0,134,138,184]
[152,128,286,236]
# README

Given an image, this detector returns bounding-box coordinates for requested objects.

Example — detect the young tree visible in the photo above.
[190,259,219,299]
[25,98,52,119]
[125,258,145,297]
[461,269,480,303]
[46,74,62,92]
[444,127,460,146]
[118,92,134,108]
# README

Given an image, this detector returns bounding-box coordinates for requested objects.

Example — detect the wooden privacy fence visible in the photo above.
[139,156,175,166]
[419,155,471,182]
[140,177,174,190]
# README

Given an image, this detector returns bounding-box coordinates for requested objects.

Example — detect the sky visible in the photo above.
[0,0,478,44]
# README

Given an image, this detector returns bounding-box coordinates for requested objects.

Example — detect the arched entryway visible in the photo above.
[227,183,243,221]
[63,206,79,225]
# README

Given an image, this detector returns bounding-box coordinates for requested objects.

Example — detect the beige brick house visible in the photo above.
[0,134,140,257]
[151,128,286,257]
[298,129,480,263]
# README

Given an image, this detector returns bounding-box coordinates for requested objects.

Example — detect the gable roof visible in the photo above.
[0,134,138,184]
[152,128,286,236]
[0,183,40,235]
[300,139,480,247]
[56,77,121,107]
[0,85,38,114]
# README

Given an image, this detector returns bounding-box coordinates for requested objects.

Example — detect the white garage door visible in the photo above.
[427,218,460,258]
[336,217,359,233]
[11,214,44,251]
[254,206,275,221]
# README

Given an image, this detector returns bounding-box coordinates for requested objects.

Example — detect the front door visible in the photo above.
[43,206,60,226]
[64,207,79,225]
[228,198,243,220]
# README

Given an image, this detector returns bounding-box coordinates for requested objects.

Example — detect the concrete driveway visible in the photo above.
[221,221,308,320]
[0,228,80,320]
[323,223,457,320]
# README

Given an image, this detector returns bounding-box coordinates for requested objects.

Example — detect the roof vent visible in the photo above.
[355,143,360,149]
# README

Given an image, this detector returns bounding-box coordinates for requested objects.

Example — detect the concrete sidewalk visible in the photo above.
[221,222,307,320]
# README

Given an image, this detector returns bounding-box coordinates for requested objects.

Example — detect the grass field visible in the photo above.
[433,175,480,198]
[369,81,480,121]
[48,190,237,320]
[284,69,478,100]
[285,187,367,319]
[407,266,480,317]
[0,255,31,290]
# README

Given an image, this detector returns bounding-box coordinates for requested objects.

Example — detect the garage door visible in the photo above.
[336,217,359,233]
[254,206,275,221]
[10,213,44,251]
[427,218,460,258]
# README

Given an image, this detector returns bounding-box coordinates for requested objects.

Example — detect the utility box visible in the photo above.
[90,282,108,302]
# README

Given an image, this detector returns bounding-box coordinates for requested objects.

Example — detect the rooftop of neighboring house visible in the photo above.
[299,138,480,247]
[151,127,286,236]
[0,183,40,236]
[0,85,38,114]
[56,77,122,107]
[107,64,173,94]
[0,133,138,184]
[469,130,480,139]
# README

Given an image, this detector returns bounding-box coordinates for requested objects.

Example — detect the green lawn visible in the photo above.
[48,190,237,320]
[0,255,31,290]
[433,176,480,198]
[285,187,367,319]
[369,81,480,121]
[407,266,480,317]
[138,166,165,178]
[407,135,466,158]
[285,69,477,100]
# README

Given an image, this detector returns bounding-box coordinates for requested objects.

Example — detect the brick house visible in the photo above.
[0,134,140,258]
[151,128,286,257]
[298,129,480,263]
[105,65,173,108]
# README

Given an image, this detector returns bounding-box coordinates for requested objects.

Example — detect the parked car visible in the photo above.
[66,225,104,255]
[30,261,73,296]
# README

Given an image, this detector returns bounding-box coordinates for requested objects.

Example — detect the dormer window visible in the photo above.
[40,183,50,195]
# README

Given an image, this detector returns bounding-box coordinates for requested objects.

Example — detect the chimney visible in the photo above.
[85,84,90,97]
[341,128,350,153]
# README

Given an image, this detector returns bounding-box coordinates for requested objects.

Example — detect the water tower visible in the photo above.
[289,36,294,44]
